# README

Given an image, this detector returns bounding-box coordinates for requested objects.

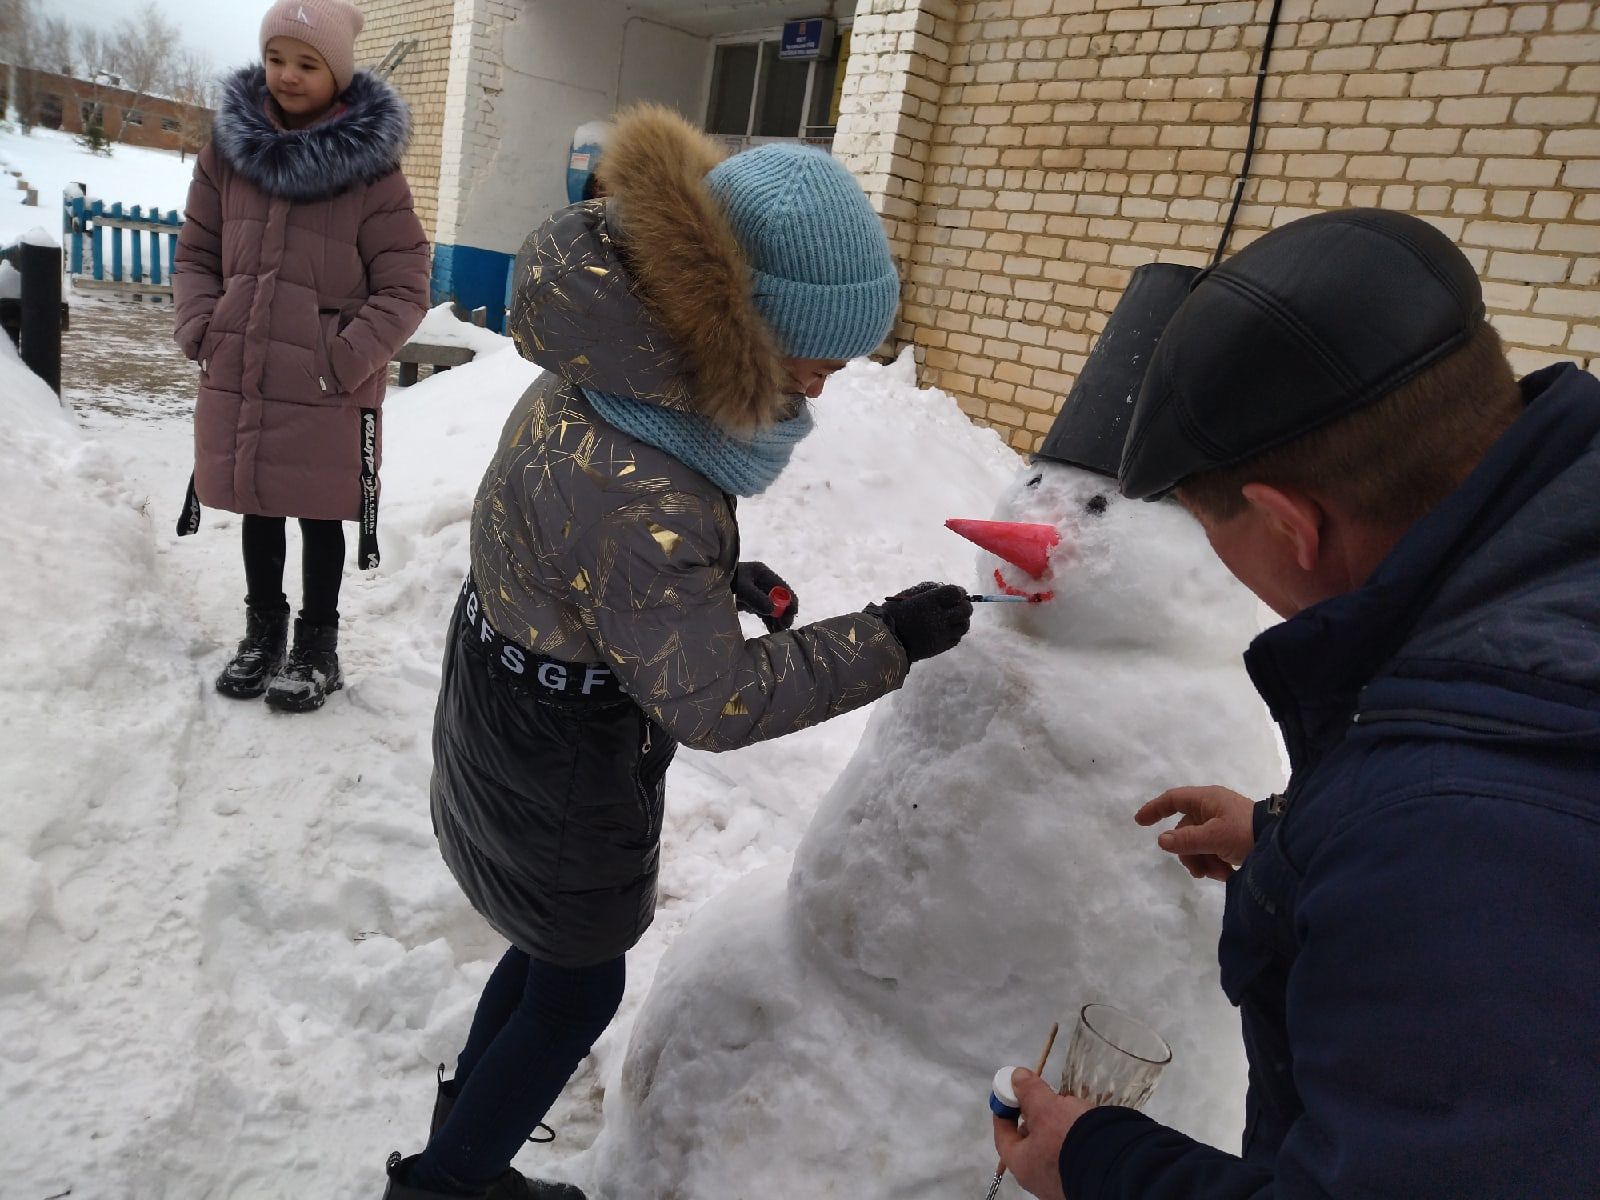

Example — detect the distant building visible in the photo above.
[1,65,214,157]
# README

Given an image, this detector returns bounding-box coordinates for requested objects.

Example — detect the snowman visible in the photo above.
[587,266,1286,1199]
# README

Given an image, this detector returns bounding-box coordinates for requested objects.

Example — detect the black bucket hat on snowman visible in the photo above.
[1035,261,1201,478]
[1118,208,1485,501]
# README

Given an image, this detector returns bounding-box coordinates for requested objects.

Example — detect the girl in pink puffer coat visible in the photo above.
[173,0,429,713]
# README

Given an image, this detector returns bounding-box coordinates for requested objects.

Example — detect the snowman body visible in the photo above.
[590,462,1285,1199]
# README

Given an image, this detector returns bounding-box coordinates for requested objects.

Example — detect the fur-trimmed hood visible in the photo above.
[212,66,410,203]
[507,106,789,433]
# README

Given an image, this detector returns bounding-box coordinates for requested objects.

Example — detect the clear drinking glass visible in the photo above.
[1059,1003,1172,1110]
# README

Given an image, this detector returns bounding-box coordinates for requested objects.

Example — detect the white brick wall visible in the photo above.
[354,0,456,239]
[846,0,1600,449]
[435,0,518,247]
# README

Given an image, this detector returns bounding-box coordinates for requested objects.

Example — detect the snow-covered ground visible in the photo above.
[0,123,1290,1200]
[1,305,1023,1197]
[0,123,197,245]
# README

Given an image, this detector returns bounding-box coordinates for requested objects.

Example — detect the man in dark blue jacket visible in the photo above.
[994,209,1600,1199]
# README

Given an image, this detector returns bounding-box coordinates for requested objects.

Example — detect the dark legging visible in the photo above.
[412,947,626,1192]
[242,514,345,625]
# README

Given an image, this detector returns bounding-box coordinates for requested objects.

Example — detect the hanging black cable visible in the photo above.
[1212,0,1286,267]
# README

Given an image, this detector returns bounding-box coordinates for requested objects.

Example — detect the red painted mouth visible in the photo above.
[992,568,1054,604]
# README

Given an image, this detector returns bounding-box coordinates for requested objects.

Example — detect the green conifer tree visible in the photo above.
[77,105,111,155]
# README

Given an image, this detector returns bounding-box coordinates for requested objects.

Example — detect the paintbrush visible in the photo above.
[982,1021,1061,1199]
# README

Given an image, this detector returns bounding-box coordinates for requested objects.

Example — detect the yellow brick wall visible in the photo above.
[900,0,1600,452]
[354,0,455,240]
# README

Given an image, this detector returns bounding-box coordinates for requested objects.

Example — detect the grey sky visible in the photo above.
[37,0,275,76]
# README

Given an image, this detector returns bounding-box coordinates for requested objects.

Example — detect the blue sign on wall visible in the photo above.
[780,17,836,61]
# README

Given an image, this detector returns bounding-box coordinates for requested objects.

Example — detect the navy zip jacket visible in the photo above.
[1060,364,1600,1199]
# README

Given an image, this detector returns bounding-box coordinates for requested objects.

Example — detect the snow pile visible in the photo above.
[0,331,177,1016]
[3,312,1023,1198]
[410,302,517,355]
[589,459,1284,1197]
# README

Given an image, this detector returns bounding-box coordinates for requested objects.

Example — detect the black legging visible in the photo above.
[413,947,626,1191]
[242,514,346,625]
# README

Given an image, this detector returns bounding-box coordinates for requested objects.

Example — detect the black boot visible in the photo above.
[264,618,343,712]
[381,1154,585,1200]
[497,1174,586,1199]
[215,605,289,699]
[425,1068,579,1200]
[431,1064,455,1139]
[383,1153,487,1200]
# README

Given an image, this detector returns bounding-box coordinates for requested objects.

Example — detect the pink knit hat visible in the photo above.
[260,0,365,93]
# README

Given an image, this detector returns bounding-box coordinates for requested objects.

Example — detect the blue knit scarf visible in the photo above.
[585,389,815,497]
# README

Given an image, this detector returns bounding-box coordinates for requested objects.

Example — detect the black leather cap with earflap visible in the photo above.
[1118,209,1485,500]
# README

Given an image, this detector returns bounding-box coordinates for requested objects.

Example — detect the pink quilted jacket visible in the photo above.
[173,66,429,523]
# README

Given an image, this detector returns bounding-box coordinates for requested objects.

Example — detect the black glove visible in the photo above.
[733,561,798,633]
[865,582,973,664]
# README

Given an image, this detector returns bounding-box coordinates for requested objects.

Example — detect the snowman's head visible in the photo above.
[976,460,1262,654]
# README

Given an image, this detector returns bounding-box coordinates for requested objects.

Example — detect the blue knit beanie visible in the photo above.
[705,144,900,361]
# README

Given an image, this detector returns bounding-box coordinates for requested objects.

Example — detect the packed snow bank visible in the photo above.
[591,457,1285,1197]
[0,333,155,699]
[410,302,519,355]
[0,331,176,991]
[3,311,1022,1199]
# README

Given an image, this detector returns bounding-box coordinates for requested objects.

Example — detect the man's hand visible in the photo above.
[1135,785,1257,881]
[992,1069,1092,1200]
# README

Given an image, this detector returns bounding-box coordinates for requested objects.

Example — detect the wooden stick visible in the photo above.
[991,1020,1061,1179]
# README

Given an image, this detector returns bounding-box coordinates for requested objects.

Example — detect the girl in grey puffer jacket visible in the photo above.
[382,106,972,1200]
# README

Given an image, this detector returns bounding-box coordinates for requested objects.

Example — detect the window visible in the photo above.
[38,93,64,130]
[80,100,104,128]
[162,117,180,133]
[706,30,849,142]
[707,43,759,136]
[123,108,143,126]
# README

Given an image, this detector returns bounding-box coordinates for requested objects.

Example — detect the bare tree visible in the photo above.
[166,47,218,160]
[36,15,74,77]
[106,1,177,142]
[75,25,106,80]
[69,24,108,138]
[0,0,32,55]
[0,0,39,130]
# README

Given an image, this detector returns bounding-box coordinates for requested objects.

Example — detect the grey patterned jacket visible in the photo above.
[468,107,909,752]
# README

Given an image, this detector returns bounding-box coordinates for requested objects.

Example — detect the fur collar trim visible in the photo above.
[596,106,789,432]
[212,66,410,202]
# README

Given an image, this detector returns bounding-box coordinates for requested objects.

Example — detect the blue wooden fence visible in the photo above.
[62,186,184,298]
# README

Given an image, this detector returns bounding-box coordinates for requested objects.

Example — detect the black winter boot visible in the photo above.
[215,605,290,699]
[383,1153,486,1199]
[488,1171,587,1200]
[382,1153,586,1200]
[264,618,343,713]
[431,1064,454,1139]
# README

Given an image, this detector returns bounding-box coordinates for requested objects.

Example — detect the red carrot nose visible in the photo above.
[945,519,1062,579]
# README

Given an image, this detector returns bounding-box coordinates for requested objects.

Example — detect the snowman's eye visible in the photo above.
[1085,494,1108,515]
[1026,473,1043,488]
